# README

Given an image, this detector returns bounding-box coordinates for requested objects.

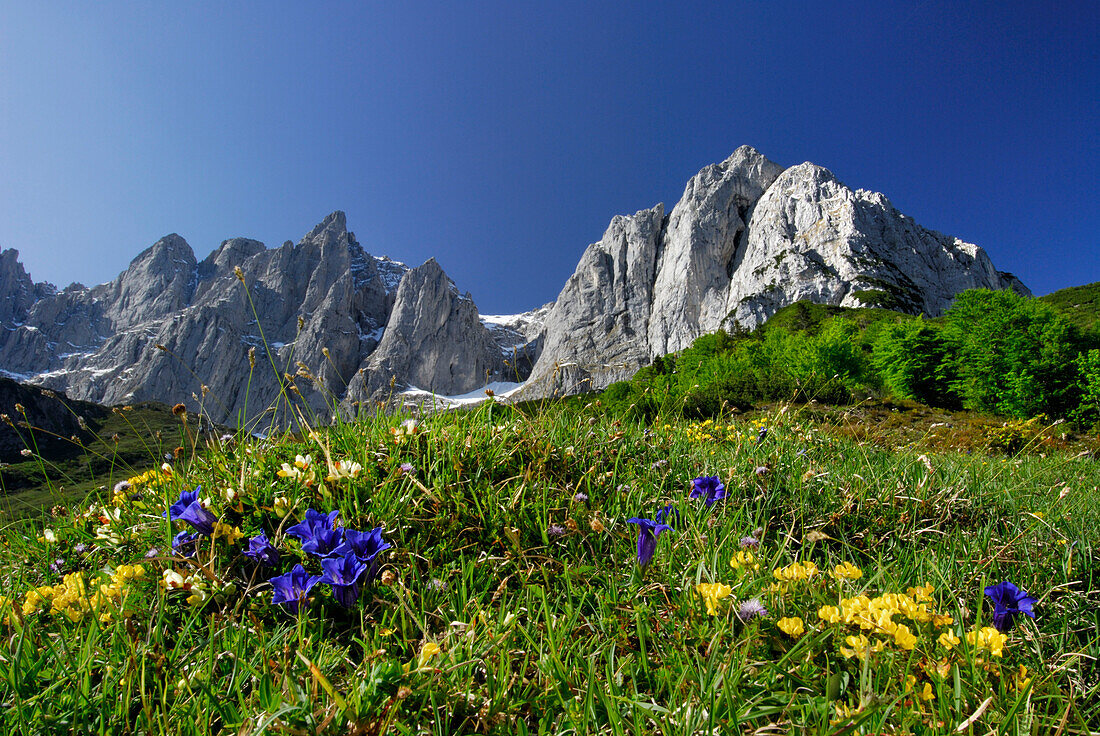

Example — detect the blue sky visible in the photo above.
[0,1,1096,314]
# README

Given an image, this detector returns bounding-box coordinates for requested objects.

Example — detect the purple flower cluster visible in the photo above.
[266,507,392,611]
[163,491,392,613]
[689,476,726,508]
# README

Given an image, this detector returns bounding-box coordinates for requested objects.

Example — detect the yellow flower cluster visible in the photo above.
[773,560,819,581]
[729,550,759,572]
[277,454,314,480]
[212,522,244,544]
[777,616,805,637]
[22,565,145,623]
[695,583,731,615]
[830,561,863,580]
[325,459,363,482]
[818,588,951,657]
[127,467,173,487]
[966,626,1008,657]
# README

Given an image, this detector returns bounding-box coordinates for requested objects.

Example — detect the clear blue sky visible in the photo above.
[1,1,1096,313]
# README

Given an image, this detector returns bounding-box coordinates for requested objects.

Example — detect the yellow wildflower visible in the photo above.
[817,605,842,624]
[213,523,245,545]
[777,616,804,637]
[695,583,732,616]
[730,550,759,572]
[937,630,960,650]
[907,583,934,602]
[893,623,917,650]
[966,626,1007,657]
[830,561,863,580]
[1014,665,1031,691]
[920,682,935,701]
[840,634,870,660]
[773,561,818,581]
[932,613,954,627]
[22,586,55,615]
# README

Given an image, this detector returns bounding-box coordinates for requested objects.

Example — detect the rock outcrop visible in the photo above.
[0,213,522,427]
[522,146,1027,397]
[342,258,512,410]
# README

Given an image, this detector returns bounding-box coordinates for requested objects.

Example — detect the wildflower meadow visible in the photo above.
[0,395,1097,734]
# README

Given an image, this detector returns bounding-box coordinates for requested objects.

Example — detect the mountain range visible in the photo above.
[0,146,1026,426]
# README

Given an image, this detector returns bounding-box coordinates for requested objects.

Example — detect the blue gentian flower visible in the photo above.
[164,487,201,519]
[172,530,201,557]
[244,532,280,567]
[176,500,218,535]
[330,526,390,579]
[286,508,343,556]
[319,552,370,607]
[336,527,391,562]
[654,504,680,529]
[270,564,322,613]
[984,580,1037,632]
[689,476,726,508]
[626,517,674,567]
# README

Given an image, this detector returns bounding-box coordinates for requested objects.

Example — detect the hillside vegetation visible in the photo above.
[0,286,1096,733]
[601,289,1100,431]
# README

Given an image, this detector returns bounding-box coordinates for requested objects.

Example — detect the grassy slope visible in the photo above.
[1039,281,1100,338]
[0,399,1095,733]
[0,402,204,518]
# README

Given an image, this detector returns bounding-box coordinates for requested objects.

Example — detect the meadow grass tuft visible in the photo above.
[0,394,1096,734]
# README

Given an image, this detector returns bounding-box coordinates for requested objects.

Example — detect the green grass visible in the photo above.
[0,396,1096,734]
[1040,281,1100,339]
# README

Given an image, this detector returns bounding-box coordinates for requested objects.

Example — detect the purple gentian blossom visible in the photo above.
[286,508,343,557]
[336,527,390,562]
[331,526,390,579]
[177,500,218,535]
[984,581,1037,632]
[654,504,680,529]
[690,476,726,508]
[626,517,674,567]
[318,553,369,607]
[244,533,280,567]
[164,487,201,519]
[270,564,322,613]
[172,530,201,557]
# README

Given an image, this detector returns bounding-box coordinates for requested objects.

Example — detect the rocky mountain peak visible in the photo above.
[521,146,1028,398]
[301,211,350,248]
[0,146,1029,421]
[0,248,56,324]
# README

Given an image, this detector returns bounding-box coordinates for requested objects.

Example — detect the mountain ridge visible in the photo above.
[0,146,1027,422]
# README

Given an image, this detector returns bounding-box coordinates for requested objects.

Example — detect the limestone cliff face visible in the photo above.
[0,213,419,425]
[522,146,1026,397]
[648,146,787,355]
[342,258,511,410]
[523,205,665,395]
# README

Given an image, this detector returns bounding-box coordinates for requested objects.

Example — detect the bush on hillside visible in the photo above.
[872,319,960,407]
[943,289,1089,419]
